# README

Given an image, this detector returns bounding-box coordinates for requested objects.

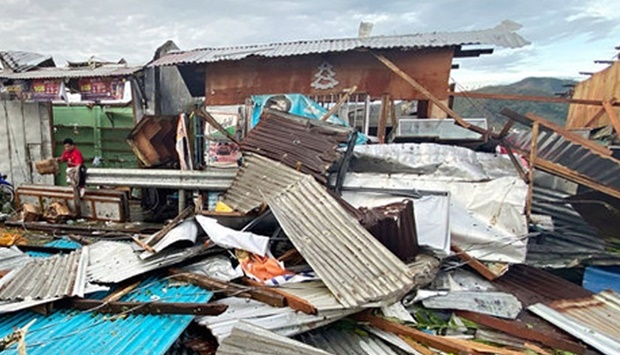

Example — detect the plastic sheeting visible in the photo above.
[340,143,528,263]
[196,215,270,256]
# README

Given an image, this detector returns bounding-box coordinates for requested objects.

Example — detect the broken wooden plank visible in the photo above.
[377,94,390,143]
[500,141,529,183]
[67,299,228,316]
[242,278,318,315]
[451,245,501,281]
[103,280,141,303]
[354,312,480,355]
[525,122,539,219]
[146,206,193,248]
[319,85,357,121]
[455,311,586,355]
[168,269,286,308]
[398,336,436,355]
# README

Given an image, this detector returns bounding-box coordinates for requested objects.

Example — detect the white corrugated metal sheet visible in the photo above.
[150,20,529,67]
[0,249,87,301]
[268,176,414,308]
[217,321,333,355]
[87,241,207,284]
[222,153,306,213]
[297,327,406,355]
[0,51,53,72]
[197,297,357,342]
[0,247,31,272]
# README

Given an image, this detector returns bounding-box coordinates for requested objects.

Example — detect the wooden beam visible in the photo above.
[319,85,357,121]
[398,336,436,355]
[242,278,317,315]
[372,52,488,136]
[169,269,286,308]
[67,299,228,316]
[378,94,390,143]
[353,312,481,355]
[583,106,608,128]
[500,141,529,183]
[602,99,620,134]
[103,280,141,303]
[450,91,620,107]
[455,311,586,355]
[501,108,612,157]
[526,122,539,219]
[512,150,620,200]
[451,245,500,281]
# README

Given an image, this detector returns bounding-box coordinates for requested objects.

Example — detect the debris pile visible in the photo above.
[0,108,618,355]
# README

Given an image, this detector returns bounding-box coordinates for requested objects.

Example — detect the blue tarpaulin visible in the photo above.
[583,266,620,293]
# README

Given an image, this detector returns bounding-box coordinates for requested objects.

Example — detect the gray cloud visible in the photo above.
[1,0,618,84]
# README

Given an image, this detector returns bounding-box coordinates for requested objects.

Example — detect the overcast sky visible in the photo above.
[2,0,619,88]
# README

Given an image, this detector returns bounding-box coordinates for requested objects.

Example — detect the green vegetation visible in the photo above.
[452,77,578,129]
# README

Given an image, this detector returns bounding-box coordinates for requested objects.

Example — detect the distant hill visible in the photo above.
[452,77,578,129]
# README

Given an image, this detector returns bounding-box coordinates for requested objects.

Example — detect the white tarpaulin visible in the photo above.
[196,215,270,256]
[340,143,528,263]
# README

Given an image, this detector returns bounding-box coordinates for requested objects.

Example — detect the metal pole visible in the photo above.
[363,94,371,136]
[178,189,186,215]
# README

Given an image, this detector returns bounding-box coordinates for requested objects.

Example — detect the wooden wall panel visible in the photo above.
[204,47,454,105]
[566,61,620,129]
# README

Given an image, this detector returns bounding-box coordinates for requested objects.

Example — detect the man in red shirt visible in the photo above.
[57,138,84,167]
[57,138,86,194]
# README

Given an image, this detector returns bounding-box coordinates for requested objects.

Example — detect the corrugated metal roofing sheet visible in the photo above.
[241,110,353,183]
[0,277,212,355]
[87,241,207,284]
[0,247,31,272]
[217,321,333,355]
[0,249,87,302]
[530,304,620,354]
[197,297,357,342]
[548,290,620,340]
[297,326,405,355]
[493,264,593,307]
[268,176,414,308]
[507,129,620,196]
[150,20,529,67]
[222,153,306,213]
[0,51,53,72]
[527,185,620,267]
[0,65,140,80]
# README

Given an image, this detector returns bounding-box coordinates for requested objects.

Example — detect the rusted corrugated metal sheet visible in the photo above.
[0,65,140,80]
[241,110,352,183]
[358,200,419,262]
[493,264,593,307]
[0,249,87,301]
[221,153,306,213]
[548,290,620,340]
[268,176,414,308]
[149,21,529,67]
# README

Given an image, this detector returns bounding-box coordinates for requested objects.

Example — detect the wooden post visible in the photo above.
[526,122,540,219]
[378,94,390,143]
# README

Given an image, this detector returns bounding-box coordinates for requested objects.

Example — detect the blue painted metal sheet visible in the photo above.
[0,239,213,354]
[583,266,620,293]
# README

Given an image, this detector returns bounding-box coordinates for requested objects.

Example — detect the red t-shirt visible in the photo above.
[60,148,84,167]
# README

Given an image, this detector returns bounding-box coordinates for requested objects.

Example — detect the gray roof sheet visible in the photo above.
[0,51,53,72]
[0,249,87,301]
[268,176,414,308]
[149,20,530,67]
[0,65,140,80]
